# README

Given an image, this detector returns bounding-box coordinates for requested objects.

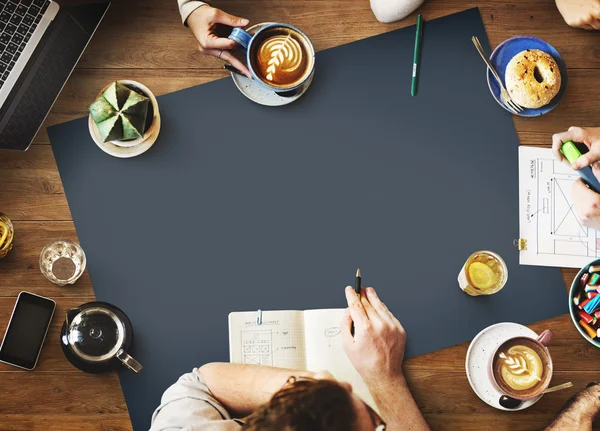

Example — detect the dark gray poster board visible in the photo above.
[48,8,567,430]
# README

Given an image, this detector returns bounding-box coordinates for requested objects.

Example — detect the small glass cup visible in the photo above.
[39,240,86,286]
[458,250,508,296]
[0,213,14,259]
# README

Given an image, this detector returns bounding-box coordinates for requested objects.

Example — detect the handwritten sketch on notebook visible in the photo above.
[242,330,273,365]
[324,326,341,347]
[519,146,600,268]
[229,309,377,411]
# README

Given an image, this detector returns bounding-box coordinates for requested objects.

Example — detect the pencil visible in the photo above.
[355,268,361,295]
[224,64,244,76]
[411,14,423,97]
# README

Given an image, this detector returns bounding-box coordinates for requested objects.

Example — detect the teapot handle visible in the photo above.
[116,349,143,374]
[65,307,81,328]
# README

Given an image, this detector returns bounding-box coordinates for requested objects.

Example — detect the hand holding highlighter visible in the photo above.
[560,140,600,194]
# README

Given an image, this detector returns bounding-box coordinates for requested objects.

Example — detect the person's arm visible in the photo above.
[180,4,251,77]
[178,0,207,25]
[341,286,430,431]
[150,368,242,431]
[552,127,600,229]
[545,383,600,430]
[199,363,317,417]
[555,0,600,30]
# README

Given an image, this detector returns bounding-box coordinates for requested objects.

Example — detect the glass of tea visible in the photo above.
[39,240,86,286]
[458,250,507,296]
[0,213,14,259]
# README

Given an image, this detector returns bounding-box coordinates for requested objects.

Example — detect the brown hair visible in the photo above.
[242,377,357,431]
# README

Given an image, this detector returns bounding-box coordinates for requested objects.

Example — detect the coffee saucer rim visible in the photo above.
[465,322,543,411]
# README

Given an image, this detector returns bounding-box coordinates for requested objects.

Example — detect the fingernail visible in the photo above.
[367,287,375,294]
[241,18,249,25]
[345,286,353,291]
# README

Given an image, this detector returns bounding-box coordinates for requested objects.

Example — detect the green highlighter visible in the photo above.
[560,140,600,194]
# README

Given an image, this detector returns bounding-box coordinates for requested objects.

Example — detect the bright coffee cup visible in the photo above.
[490,330,553,400]
[228,23,315,92]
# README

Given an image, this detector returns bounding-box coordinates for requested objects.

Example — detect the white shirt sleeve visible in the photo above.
[178,0,207,25]
[150,368,244,431]
[369,0,424,23]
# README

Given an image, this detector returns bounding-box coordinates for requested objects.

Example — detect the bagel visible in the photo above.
[505,49,561,109]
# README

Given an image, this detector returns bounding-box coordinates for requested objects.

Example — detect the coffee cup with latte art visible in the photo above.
[490,330,553,400]
[229,23,315,93]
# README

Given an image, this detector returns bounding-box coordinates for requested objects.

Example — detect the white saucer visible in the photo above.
[88,113,161,159]
[465,322,543,411]
[230,23,314,107]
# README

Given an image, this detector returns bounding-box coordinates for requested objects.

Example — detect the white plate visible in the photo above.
[465,322,543,411]
[230,23,314,107]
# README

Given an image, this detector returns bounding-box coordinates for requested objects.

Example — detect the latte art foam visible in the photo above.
[259,35,303,82]
[498,345,543,391]
[251,28,311,88]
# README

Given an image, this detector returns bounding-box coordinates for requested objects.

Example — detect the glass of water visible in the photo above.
[39,240,86,286]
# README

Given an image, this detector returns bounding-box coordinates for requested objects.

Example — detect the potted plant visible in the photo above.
[88,80,160,157]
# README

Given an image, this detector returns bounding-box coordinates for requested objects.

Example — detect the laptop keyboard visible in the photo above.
[0,0,50,88]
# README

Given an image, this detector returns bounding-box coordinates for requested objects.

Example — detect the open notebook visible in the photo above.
[228,308,377,411]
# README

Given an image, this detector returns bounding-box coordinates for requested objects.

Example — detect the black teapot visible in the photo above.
[60,301,142,374]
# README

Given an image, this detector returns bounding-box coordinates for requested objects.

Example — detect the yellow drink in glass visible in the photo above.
[458,251,507,296]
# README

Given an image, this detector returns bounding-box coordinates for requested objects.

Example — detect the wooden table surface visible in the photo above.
[1,0,599,429]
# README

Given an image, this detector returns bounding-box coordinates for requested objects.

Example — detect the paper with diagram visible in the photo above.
[519,146,600,268]
[229,308,376,410]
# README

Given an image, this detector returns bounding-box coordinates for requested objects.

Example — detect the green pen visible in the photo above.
[411,14,423,97]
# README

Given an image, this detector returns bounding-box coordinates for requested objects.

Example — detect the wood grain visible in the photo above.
[2,0,600,429]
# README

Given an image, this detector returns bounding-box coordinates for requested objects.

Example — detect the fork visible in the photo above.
[471,36,523,115]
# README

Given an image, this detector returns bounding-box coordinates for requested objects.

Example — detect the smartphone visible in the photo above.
[0,292,56,370]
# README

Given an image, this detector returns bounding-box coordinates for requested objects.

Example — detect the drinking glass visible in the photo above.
[39,240,86,286]
[458,250,508,296]
[0,213,14,259]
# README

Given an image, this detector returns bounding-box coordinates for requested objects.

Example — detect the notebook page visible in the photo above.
[519,146,600,268]
[229,310,307,370]
[303,309,377,411]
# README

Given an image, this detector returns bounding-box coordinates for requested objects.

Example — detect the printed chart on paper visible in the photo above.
[519,146,600,268]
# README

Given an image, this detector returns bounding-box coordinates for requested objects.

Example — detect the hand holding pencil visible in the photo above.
[341,284,407,383]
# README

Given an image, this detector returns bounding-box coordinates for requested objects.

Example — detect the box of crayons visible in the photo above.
[571,260,600,347]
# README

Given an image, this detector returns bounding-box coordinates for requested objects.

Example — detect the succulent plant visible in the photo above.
[88,81,150,142]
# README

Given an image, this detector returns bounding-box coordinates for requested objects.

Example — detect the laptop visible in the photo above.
[0,0,110,151]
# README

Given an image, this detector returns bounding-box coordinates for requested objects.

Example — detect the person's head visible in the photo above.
[242,372,386,431]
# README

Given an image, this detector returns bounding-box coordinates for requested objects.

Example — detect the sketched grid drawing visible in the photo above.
[536,158,599,257]
[241,329,273,366]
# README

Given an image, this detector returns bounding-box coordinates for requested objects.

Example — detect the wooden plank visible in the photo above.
[0,373,127,415]
[0,415,132,431]
[0,222,93,296]
[0,145,70,221]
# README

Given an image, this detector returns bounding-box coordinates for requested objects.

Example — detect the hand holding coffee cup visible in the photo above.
[491,330,554,400]
[186,5,252,78]
[228,23,315,94]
